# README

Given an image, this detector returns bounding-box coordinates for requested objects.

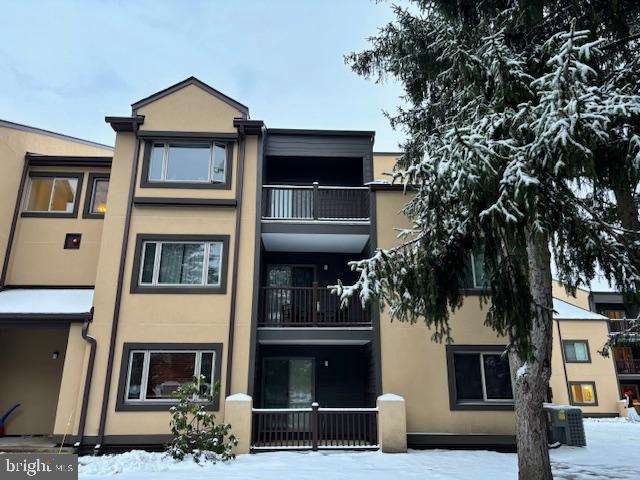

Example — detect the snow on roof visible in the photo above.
[553,298,607,321]
[0,289,94,315]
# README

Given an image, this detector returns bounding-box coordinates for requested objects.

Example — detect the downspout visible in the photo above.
[96,123,142,450]
[76,309,97,451]
[555,319,571,403]
[224,124,247,399]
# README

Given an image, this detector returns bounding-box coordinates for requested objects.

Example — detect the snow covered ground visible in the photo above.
[79,418,639,480]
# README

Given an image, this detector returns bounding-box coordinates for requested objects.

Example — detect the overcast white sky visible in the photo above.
[0,0,405,150]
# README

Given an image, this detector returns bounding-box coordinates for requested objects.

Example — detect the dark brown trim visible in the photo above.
[133,197,237,208]
[55,434,172,449]
[407,433,516,450]
[233,118,265,135]
[129,234,230,294]
[0,312,91,321]
[26,153,112,168]
[267,128,375,137]
[76,316,97,449]
[20,172,84,219]
[138,131,238,140]
[368,183,416,192]
[369,181,383,397]
[0,158,29,286]
[83,173,110,219]
[105,116,145,133]
[131,77,249,117]
[373,151,403,156]
[561,339,592,363]
[2,284,94,289]
[568,381,599,407]
[582,412,618,418]
[445,345,514,411]
[115,342,223,411]
[96,129,142,449]
[139,139,233,190]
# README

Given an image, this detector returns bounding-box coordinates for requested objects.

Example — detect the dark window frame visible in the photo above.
[130,234,230,294]
[140,137,234,190]
[446,344,514,411]
[562,339,592,364]
[82,173,110,219]
[21,172,84,218]
[115,342,223,411]
[568,381,599,406]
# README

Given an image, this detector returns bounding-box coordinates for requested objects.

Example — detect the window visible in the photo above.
[463,252,488,289]
[83,174,109,218]
[22,174,82,217]
[131,235,229,294]
[116,343,223,411]
[563,340,591,363]
[447,346,514,410]
[146,142,228,185]
[569,382,598,406]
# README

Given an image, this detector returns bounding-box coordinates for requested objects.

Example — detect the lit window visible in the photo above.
[570,382,597,405]
[89,178,109,214]
[139,241,223,287]
[125,350,215,402]
[24,176,78,213]
[148,142,227,184]
[452,351,513,405]
[563,341,590,363]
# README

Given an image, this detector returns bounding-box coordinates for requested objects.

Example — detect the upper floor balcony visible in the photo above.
[262,184,370,222]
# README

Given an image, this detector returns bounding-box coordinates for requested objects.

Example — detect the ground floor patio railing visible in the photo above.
[251,403,378,450]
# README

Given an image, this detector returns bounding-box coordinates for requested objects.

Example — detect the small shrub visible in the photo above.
[167,375,238,463]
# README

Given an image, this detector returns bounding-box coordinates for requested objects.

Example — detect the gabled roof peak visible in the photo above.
[131,76,249,117]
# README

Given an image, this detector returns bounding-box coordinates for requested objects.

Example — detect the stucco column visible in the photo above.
[224,394,253,455]
[377,393,407,453]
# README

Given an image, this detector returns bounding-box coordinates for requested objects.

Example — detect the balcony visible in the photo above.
[615,359,640,375]
[262,184,370,222]
[258,284,370,327]
[608,318,635,332]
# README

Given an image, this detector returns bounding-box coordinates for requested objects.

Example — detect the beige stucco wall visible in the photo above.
[7,165,110,286]
[373,153,400,183]
[0,125,111,286]
[552,280,591,310]
[550,319,620,414]
[375,189,621,436]
[0,328,69,435]
[58,85,259,439]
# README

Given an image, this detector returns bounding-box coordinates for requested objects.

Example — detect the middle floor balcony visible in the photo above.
[258,283,370,328]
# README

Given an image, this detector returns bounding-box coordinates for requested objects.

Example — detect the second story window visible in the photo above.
[23,173,82,217]
[83,174,110,219]
[147,142,227,185]
[563,340,591,363]
[139,240,223,287]
[462,252,488,289]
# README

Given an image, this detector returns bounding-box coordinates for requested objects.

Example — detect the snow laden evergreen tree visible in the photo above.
[341,3,640,479]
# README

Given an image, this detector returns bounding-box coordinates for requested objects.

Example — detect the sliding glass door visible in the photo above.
[262,358,314,409]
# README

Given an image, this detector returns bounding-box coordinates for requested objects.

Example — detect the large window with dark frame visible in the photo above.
[147,142,227,184]
[125,349,215,403]
[89,177,109,214]
[23,175,79,214]
[451,350,514,406]
[139,240,223,287]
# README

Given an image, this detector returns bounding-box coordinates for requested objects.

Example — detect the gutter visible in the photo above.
[95,119,143,450]
[76,311,97,451]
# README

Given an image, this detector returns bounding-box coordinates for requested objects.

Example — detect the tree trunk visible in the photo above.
[510,228,554,480]
[611,179,640,242]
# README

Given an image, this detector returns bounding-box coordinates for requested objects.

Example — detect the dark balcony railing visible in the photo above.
[615,359,640,374]
[259,283,370,327]
[608,318,635,332]
[262,184,370,221]
[252,403,379,450]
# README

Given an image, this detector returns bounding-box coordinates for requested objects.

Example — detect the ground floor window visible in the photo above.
[569,382,598,406]
[446,346,514,410]
[117,343,222,410]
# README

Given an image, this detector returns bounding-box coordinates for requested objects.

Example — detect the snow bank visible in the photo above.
[78,420,640,480]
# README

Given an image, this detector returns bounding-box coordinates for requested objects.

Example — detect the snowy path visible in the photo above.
[79,419,639,480]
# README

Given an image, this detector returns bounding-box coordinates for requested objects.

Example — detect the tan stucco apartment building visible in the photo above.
[0,77,622,452]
